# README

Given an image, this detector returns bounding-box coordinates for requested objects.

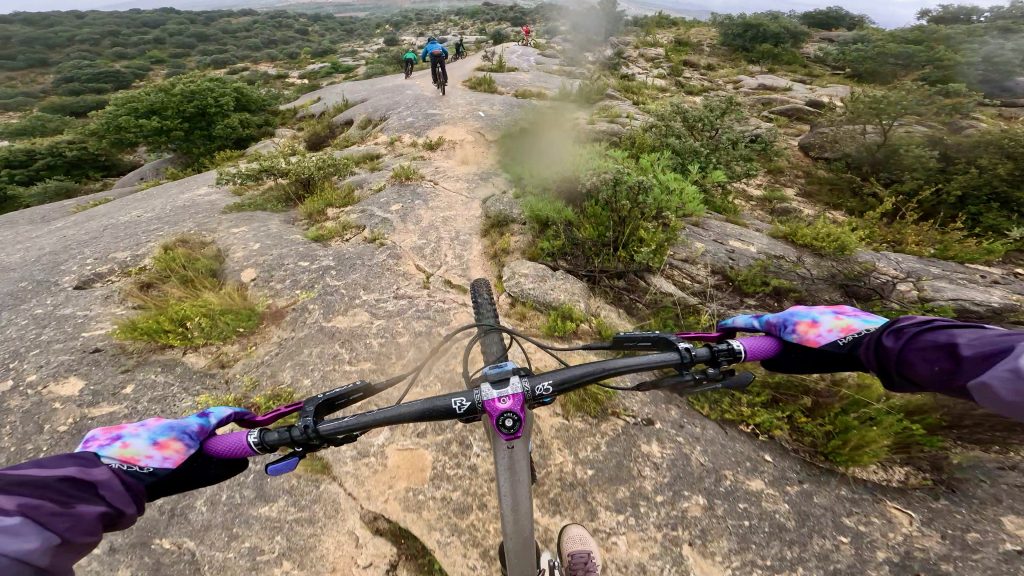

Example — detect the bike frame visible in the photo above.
[480,362,537,576]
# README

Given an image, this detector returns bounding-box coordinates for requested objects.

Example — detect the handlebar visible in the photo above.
[202,336,784,459]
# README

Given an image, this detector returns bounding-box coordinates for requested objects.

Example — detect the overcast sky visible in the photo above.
[0,0,1006,28]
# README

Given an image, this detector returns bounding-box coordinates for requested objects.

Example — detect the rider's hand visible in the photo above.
[718,305,889,374]
[75,407,254,502]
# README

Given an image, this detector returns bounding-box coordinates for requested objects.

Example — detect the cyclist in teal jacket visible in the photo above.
[4,307,1024,575]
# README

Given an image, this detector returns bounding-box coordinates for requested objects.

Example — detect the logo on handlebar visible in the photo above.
[452,397,472,414]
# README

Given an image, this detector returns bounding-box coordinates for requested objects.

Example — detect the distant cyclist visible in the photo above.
[403,47,418,78]
[454,36,467,60]
[521,24,533,45]
[6,306,1024,574]
[421,36,449,88]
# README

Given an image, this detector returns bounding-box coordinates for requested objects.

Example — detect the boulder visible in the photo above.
[803,97,832,111]
[584,122,627,142]
[741,117,777,143]
[639,47,667,61]
[809,84,852,104]
[997,107,1024,120]
[736,74,810,93]
[798,126,878,160]
[947,118,988,134]
[999,98,1024,108]
[245,139,279,156]
[502,260,592,313]
[482,193,526,225]
[111,155,182,190]
[765,104,822,122]
[747,95,806,108]
[816,31,857,43]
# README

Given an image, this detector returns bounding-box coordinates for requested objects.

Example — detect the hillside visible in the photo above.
[2,2,1024,576]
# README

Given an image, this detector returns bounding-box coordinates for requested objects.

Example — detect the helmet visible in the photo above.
[427,36,437,43]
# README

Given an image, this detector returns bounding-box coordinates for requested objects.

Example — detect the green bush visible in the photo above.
[726,259,801,300]
[90,72,276,163]
[382,32,400,47]
[0,97,38,112]
[0,113,75,141]
[390,163,424,183]
[524,148,705,273]
[689,372,943,468]
[11,179,83,208]
[37,95,110,117]
[713,12,811,63]
[798,6,872,30]
[0,136,131,192]
[218,147,354,201]
[622,96,778,211]
[543,305,589,338]
[770,215,862,256]
[305,219,362,243]
[489,28,509,45]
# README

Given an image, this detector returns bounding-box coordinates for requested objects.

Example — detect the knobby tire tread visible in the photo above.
[470,279,508,368]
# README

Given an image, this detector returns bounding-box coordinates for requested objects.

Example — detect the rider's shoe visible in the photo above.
[557,524,601,576]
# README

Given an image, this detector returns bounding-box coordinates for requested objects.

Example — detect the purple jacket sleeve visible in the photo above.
[860,316,1024,422]
[0,452,145,576]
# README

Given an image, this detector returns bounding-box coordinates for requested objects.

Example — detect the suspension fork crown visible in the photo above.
[480,376,528,441]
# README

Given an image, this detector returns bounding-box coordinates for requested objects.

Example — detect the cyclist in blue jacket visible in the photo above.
[3,307,1024,575]
[421,36,449,87]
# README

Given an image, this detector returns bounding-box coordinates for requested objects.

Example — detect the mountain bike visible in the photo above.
[519,36,535,48]
[428,52,448,96]
[203,278,783,576]
[404,60,415,79]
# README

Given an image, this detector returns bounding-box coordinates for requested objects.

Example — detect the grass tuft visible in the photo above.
[305,219,362,243]
[390,163,424,183]
[543,304,589,338]
[113,235,262,347]
[299,184,358,223]
[464,74,500,94]
[72,197,113,213]
[561,386,617,419]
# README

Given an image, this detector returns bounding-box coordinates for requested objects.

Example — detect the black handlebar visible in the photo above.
[255,348,716,453]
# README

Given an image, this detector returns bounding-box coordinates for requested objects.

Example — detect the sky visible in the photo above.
[0,0,1005,28]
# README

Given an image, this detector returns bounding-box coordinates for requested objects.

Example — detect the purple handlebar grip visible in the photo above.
[737,336,785,362]
[202,430,259,459]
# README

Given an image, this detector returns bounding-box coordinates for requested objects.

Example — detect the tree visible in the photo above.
[90,72,276,163]
[798,6,873,30]
[599,0,625,39]
[713,12,811,63]
[917,4,989,25]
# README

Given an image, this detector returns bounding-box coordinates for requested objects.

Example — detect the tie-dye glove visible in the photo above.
[76,407,254,502]
[718,306,889,374]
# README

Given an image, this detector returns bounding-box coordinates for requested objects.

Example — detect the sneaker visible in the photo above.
[557,524,601,576]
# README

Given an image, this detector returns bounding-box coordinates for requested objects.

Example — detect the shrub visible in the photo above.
[543,305,588,338]
[726,260,801,300]
[489,28,509,45]
[0,97,37,112]
[382,32,400,47]
[113,236,262,347]
[513,88,549,100]
[464,74,500,93]
[218,147,353,201]
[713,12,811,63]
[477,50,518,73]
[525,148,706,273]
[37,95,109,117]
[689,372,943,468]
[11,179,83,208]
[0,113,75,141]
[622,96,779,202]
[798,7,872,30]
[0,137,131,191]
[90,72,276,163]
[770,215,862,256]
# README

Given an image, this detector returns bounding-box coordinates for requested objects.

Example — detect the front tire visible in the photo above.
[470,279,507,367]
